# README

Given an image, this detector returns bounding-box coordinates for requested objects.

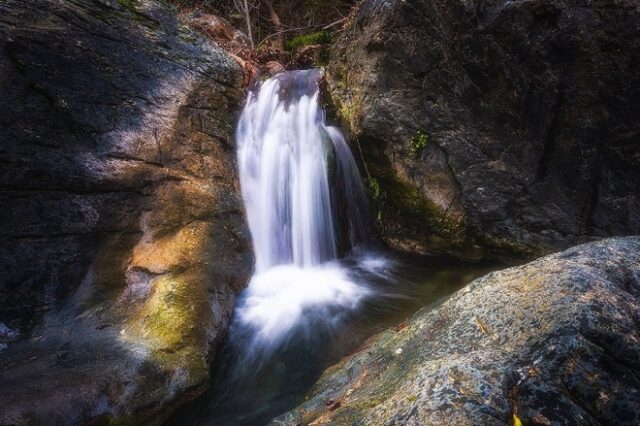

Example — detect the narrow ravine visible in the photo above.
[167,70,491,425]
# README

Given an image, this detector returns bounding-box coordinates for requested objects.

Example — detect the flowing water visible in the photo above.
[168,70,491,425]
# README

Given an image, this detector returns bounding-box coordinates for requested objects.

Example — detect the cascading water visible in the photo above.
[232,69,375,351]
[237,68,370,271]
[169,69,490,426]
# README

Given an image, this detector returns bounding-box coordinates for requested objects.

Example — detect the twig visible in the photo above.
[322,17,347,30]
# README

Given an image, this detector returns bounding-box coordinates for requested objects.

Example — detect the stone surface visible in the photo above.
[0,0,252,423]
[327,0,640,261]
[273,237,640,425]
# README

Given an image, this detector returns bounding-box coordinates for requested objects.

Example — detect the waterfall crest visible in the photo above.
[237,69,369,273]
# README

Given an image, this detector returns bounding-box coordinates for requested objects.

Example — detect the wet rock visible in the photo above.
[273,237,640,425]
[0,0,252,423]
[327,0,640,261]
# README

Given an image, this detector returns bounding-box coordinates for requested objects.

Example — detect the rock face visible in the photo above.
[274,237,640,425]
[327,0,640,261]
[0,0,252,423]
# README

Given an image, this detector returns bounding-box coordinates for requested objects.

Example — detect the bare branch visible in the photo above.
[322,17,347,30]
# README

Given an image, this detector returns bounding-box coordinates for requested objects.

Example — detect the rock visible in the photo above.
[0,0,252,424]
[327,0,640,261]
[263,60,286,76]
[180,11,252,54]
[273,237,640,425]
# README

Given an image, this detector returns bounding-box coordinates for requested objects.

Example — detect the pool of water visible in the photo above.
[167,249,494,426]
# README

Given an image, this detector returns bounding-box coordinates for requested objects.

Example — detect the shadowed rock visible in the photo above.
[327,0,640,261]
[0,0,252,423]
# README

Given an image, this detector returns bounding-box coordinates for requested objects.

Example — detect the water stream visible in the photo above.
[168,70,490,425]
[232,69,374,356]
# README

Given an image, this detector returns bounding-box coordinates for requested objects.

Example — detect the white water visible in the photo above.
[234,69,374,351]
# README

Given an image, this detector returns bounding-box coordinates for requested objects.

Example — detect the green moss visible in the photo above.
[356,131,481,258]
[367,177,387,223]
[125,274,209,387]
[177,24,199,42]
[363,136,460,232]
[115,0,161,29]
[409,130,428,157]
[287,31,334,50]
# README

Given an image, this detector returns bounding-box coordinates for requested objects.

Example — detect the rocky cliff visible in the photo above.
[274,237,640,425]
[327,0,640,261]
[0,0,252,423]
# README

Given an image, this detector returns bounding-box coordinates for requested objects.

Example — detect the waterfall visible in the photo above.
[187,70,418,426]
[237,68,370,273]
[178,71,489,426]
[232,69,375,351]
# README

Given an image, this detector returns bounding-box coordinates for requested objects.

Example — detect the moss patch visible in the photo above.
[357,132,474,250]
[367,177,387,223]
[287,31,335,51]
[408,130,428,157]
[124,273,210,386]
[134,275,196,349]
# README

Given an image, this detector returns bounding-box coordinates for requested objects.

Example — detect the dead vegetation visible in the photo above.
[170,0,358,82]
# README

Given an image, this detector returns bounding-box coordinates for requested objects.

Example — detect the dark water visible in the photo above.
[167,249,493,426]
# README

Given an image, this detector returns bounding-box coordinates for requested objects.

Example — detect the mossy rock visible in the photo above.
[124,272,211,387]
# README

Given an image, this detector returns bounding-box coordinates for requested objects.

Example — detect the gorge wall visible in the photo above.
[0,0,252,423]
[327,0,640,261]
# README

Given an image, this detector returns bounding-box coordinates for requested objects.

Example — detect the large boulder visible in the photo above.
[0,0,252,423]
[274,237,640,425]
[327,0,640,261]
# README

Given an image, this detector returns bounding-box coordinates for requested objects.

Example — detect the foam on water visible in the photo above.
[234,263,371,349]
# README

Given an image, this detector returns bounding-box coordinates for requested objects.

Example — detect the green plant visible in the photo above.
[368,177,382,200]
[367,177,387,223]
[409,130,428,157]
[286,31,334,50]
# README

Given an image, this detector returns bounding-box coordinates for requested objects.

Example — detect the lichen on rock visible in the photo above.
[273,237,640,425]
